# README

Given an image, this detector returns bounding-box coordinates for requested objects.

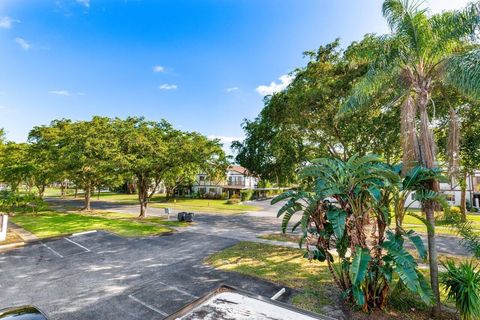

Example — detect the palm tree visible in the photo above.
[342,0,480,316]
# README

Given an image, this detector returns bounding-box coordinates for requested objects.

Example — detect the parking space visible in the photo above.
[0,231,291,320]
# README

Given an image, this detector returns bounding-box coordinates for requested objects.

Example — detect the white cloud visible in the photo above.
[0,105,6,110]
[256,74,293,96]
[153,65,165,73]
[49,90,70,96]
[76,0,90,8]
[15,37,31,50]
[159,84,177,90]
[226,87,239,92]
[0,17,19,29]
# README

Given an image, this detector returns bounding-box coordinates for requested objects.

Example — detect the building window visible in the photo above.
[199,176,205,182]
[199,188,206,194]
[209,188,216,194]
[411,192,416,200]
[445,194,455,202]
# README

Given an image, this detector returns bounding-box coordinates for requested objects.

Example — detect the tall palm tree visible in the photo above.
[342,0,480,316]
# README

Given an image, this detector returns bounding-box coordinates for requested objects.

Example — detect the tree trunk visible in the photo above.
[60,181,65,197]
[417,86,441,317]
[97,187,101,200]
[74,187,78,198]
[460,171,468,221]
[137,177,149,218]
[83,186,92,211]
[38,184,46,199]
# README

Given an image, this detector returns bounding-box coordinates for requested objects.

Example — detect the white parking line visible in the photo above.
[41,242,64,258]
[71,230,97,237]
[157,280,198,299]
[64,237,91,252]
[128,295,168,316]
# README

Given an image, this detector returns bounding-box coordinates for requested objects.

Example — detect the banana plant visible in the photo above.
[272,154,440,311]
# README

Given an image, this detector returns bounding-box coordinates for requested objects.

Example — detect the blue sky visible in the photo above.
[0,0,471,152]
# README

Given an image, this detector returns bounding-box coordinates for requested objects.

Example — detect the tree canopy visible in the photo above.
[0,117,227,217]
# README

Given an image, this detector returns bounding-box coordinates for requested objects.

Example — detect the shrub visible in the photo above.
[0,191,45,213]
[226,198,240,204]
[443,206,462,223]
[240,189,254,201]
[221,192,228,200]
[273,157,447,311]
[454,220,480,259]
[440,260,480,320]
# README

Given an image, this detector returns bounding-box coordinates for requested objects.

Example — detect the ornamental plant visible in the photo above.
[273,154,448,311]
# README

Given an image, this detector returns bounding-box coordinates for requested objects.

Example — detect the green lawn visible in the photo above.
[46,189,261,214]
[10,210,184,238]
[151,198,260,214]
[205,242,456,320]
[257,233,300,243]
[392,212,480,236]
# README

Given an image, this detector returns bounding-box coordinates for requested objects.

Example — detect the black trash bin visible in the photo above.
[184,212,194,222]
[177,212,187,222]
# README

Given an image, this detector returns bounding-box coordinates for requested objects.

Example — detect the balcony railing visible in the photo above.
[227,181,245,186]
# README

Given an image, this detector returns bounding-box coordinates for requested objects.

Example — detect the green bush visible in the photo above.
[0,191,45,213]
[443,206,462,223]
[221,192,228,200]
[440,260,480,320]
[226,198,240,205]
[240,189,254,201]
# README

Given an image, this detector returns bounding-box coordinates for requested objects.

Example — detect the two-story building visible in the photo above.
[410,171,480,209]
[192,165,259,198]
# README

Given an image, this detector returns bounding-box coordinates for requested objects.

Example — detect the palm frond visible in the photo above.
[430,2,480,44]
[340,64,400,113]
[443,49,480,101]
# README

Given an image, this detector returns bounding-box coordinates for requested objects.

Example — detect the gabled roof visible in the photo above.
[228,165,254,176]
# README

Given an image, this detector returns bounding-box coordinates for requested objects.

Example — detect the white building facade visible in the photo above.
[409,171,480,209]
[192,165,259,198]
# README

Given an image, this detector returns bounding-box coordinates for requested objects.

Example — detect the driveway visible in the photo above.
[0,231,293,320]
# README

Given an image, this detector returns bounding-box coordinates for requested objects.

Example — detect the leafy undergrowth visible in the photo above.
[9,210,184,238]
[205,241,459,320]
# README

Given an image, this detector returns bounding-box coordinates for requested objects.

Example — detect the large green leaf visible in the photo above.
[326,207,347,239]
[277,199,303,218]
[382,236,419,292]
[350,246,371,286]
[352,285,365,306]
[271,190,297,205]
[416,271,433,306]
[405,229,427,260]
[281,204,303,233]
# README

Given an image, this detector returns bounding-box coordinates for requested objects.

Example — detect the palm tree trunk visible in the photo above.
[460,171,468,221]
[417,88,441,317]
[400,96,419,176]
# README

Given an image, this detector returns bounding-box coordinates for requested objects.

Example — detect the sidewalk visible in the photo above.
[8,221,38,242]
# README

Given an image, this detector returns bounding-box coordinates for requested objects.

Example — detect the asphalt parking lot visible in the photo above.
[0,231,291,320]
